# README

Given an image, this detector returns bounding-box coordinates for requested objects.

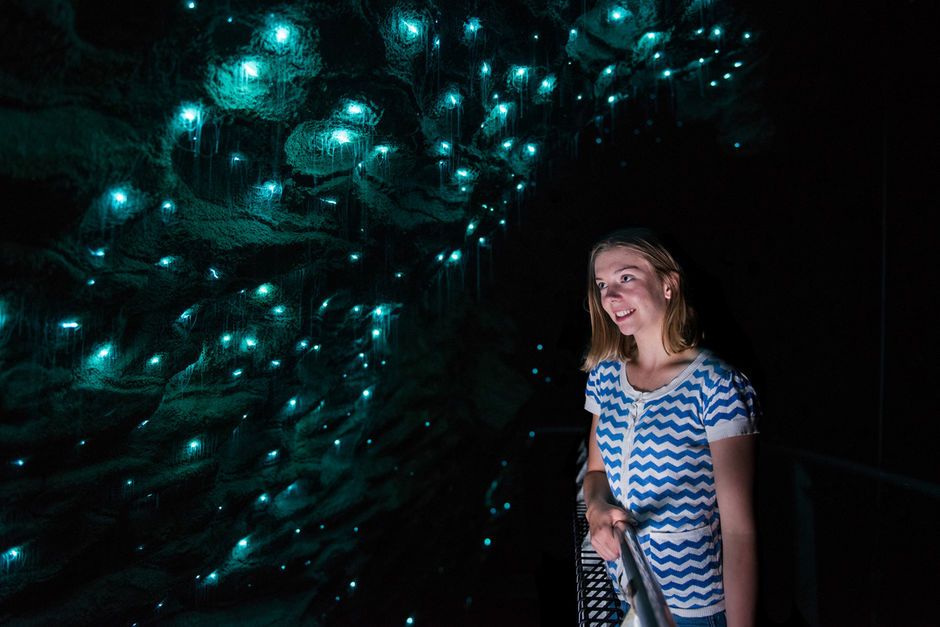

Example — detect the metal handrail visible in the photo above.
[616,524,676,627]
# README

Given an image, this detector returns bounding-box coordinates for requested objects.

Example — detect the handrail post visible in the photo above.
[617,525,676,627]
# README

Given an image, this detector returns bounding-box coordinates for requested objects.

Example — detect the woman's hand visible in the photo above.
[586,499,635,561]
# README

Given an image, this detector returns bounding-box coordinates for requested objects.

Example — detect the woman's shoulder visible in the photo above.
[693,349,751,383]
[587,358,625,381]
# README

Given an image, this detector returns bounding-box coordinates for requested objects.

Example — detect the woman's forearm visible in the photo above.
[583,469,613,513]
[722,530,758,627]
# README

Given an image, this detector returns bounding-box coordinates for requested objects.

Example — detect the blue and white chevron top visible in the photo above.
[584,349,760,618]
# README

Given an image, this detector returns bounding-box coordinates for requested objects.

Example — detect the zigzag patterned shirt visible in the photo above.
[585,349,760,618]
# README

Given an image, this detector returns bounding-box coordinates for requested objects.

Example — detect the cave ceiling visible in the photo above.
[0,0,766,624]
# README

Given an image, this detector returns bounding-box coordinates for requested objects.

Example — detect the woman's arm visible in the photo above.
[584,413,634,561]
[711,434,758,627]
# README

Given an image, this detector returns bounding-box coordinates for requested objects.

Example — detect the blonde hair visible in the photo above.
[581,228,700,372]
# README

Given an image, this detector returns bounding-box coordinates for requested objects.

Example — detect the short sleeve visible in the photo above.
[584,365,603,415]
[703,368,760,441]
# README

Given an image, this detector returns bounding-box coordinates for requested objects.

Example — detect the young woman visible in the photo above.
[582,228,759,627]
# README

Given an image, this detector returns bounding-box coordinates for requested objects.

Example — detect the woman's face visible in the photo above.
[593,246,672,338]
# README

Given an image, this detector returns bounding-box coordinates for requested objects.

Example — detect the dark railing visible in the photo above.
[573,502,675,627]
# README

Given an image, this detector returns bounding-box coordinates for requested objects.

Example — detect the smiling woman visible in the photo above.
[581,228,760,626]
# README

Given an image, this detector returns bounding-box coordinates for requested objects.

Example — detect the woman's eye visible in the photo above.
[597,282,607,290]
[621,275,632,283]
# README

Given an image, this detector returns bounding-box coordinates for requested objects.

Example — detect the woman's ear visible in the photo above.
[664,271,679,299]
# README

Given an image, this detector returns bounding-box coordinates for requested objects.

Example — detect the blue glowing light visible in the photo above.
[654,52,661,60]
[480,62,490,76]
[87,278,95,285]
[60,320,80,329]
[466,221,476,233]
[111,189,127,206]
[362,389,371,398]
[604,65,615,76]
[501,139,514,149]
[525,143,537,155]
[504,502,511,510]
[440,141,451,154]
[713,27,722,36]
[232,369,243,378]
[464,17,481,37]
[242,60,260,78]
[189,440,200,450]
[268,449,279,459]
[498,104,508,115]
[332,129,353,144]
[536,74,556,99]
[272,305,285,315]
[663,70,672,78]
[149,355,161,365]
[483,538,492,546]
[400,19,421,40]
[608,5,628,22]
[238,538,248,548]
[256,283,273,297]
[350,580,357,588]
[157,256,174,267]
[270,360,280,368]
[734,61,743,68]
[744,32,751,39]
[334,439,341,446]
[350,253,360,262]
[372,328,381,338]
[186,1,195,9]
[516,182,525,191]
[723,73,732,80]
[537,344,543,350]
[444,90,462,108]
[709,80,718,87]
[258,493,268,503]
[449,250,461,262]
[221,334,232,344]
[406,618,415,625]
[608,96,616,103]
[274,25,290,43]
[179,105,203,131]
[734,142,741,148]
[97,345,112,359]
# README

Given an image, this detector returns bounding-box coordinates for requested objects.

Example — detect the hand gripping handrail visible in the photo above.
[617,524,676,627]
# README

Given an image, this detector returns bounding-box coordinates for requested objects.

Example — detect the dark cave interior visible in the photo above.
[1,0,936,625]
